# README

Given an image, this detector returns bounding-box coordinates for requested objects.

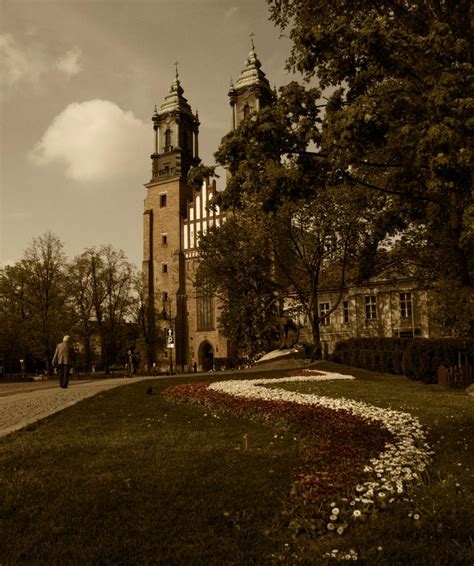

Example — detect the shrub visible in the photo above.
[332,337,474,383]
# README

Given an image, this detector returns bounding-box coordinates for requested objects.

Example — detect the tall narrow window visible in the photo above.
[400,292,412,319]
[320,302,330,326]
[162,263,168,274]
[164,129,172,151]
[160,193,167,208]
[197,293,214,331]
[343,301,350,324]
[365,295,377,320]
[161,233,168,245]
[243,104,250,118]
[161,292,169,319]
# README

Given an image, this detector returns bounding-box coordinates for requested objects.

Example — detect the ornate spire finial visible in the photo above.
[249,32,255,49]
[174,60,179,79]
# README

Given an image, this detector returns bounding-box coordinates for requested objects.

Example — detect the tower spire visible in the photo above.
[228,40,273,130]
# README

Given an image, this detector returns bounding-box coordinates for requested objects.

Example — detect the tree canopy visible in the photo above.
[0,233,148,375]
[194,1,473,356]
[268,0,473,288]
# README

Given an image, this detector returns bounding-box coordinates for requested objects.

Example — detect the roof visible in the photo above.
[232,41,271,94]
[158,69,194,117]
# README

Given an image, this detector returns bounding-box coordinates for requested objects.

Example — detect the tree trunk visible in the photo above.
[310,294,322,360]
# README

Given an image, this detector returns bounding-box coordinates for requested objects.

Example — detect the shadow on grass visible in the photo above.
[1,376,300,565]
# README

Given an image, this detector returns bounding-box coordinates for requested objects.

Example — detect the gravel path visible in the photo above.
[0,376,157,438]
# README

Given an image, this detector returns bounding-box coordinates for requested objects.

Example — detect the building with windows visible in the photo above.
[307,272,433,358]
[142,45,438,372]
[142,43,273,372]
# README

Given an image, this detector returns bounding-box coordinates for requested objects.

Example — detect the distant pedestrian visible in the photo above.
[127,350,134,377]
[52,335,75,389]
[193,362,197,373]
[151,362,157,376]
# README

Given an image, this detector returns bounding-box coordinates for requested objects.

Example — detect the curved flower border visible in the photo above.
[209,370,433,527]
[164,369,433,535]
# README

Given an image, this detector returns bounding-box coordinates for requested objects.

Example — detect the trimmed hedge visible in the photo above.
[331,337,474,384]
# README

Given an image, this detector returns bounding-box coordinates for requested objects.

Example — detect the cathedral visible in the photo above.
[142,43,440,374]
[142,43,273,372]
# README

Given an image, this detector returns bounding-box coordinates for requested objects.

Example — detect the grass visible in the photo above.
[1,363,473,565]
[1,375,301,565]
[267,361,474,565]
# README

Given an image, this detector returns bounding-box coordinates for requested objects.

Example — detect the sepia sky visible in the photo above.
[0,0,295,268]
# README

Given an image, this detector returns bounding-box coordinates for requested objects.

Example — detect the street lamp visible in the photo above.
[164,297,174,374]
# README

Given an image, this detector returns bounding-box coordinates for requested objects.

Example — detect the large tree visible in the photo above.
[203,1,473,348]
[271,192,361,350]
[205,79,372,355]
[11,232,71,374]
[268,0,473,289]
[67,254,98,372]
[196,208,281,363]
[0,264,30,374]
[76,246,135,372]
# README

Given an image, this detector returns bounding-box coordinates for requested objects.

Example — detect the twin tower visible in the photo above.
[143,43,273,372]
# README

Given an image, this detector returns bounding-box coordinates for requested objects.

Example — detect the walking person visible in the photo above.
[52,335,75,389]
[127,350,134,377]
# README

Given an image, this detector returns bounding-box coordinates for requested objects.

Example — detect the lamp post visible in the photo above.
[165,297,174,375]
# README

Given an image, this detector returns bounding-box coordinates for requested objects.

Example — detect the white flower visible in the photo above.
[208,370,432,524]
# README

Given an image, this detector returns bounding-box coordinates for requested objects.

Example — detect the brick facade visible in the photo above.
[143,45,273,372]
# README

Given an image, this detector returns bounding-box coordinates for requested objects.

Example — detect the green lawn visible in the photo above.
[1,363,473,565]
[268,362,474,565]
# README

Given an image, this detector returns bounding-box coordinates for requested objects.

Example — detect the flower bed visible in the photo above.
[164,370,432,536]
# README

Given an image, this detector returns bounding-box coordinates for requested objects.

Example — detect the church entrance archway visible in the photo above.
[200,342,214,372]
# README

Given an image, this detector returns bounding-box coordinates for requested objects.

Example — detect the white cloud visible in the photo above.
[224,6,239,19]
[30,100,150,183]
[0,33,46,88]
[0,34,84,91]
[56,47,83,77]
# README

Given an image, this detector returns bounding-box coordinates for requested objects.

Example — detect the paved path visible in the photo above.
[0,358,315,439]
[0,376,159,438]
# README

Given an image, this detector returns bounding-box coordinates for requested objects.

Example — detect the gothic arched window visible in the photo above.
[243,104,250,118]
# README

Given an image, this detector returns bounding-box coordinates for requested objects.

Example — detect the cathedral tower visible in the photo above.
[143,69,200,370]
[142,44,273,373]
[228,40,273,130]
